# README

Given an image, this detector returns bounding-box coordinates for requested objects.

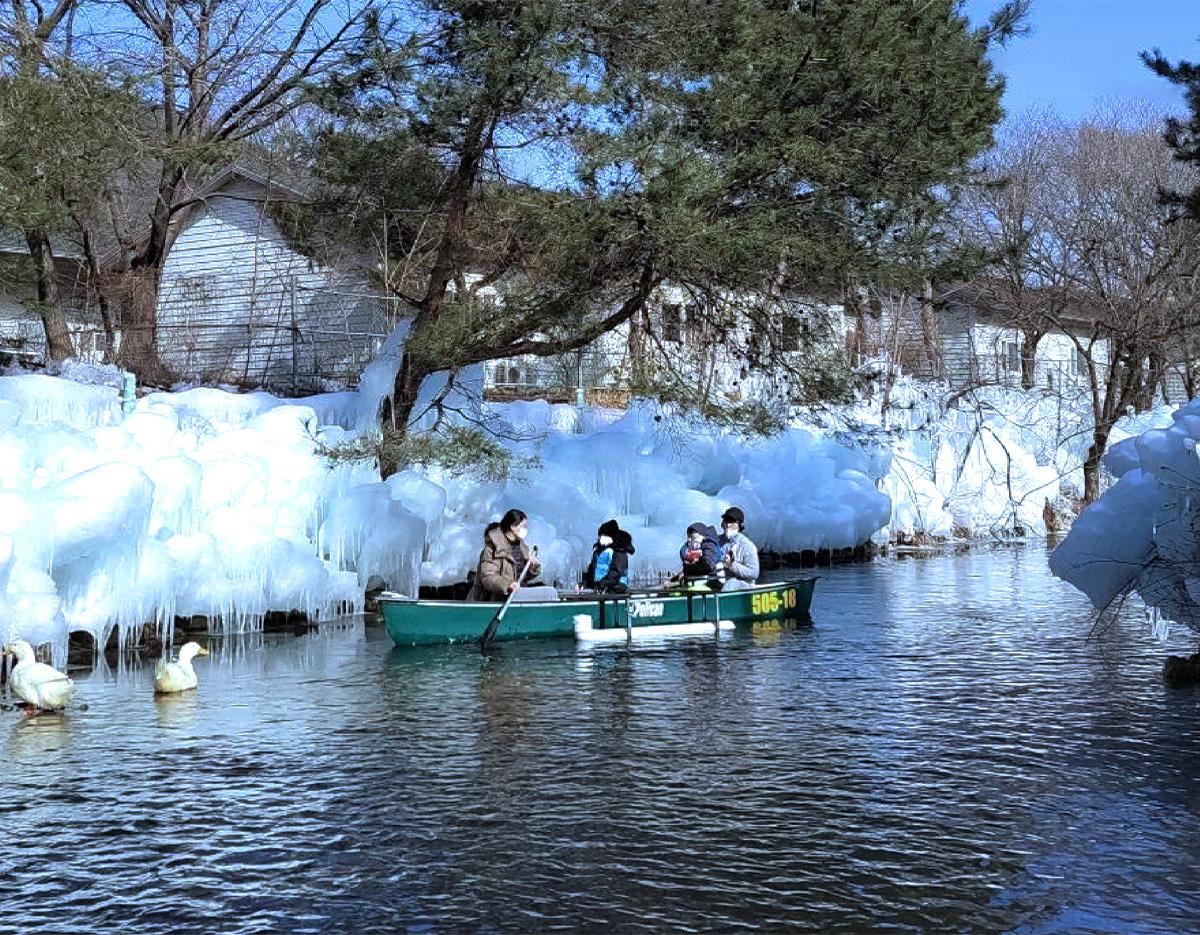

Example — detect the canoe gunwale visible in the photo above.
[379,576,818,611]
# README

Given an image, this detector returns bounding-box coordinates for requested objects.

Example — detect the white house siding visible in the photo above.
[938,309,976,387]
[0,257,105,365]
[958,319,1107,395]
[482,286,845,406]
[156,177,388,390]
[1162,368,1193,406]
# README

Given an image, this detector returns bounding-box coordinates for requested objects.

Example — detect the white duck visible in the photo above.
[154,642,209,694]
[2,640,76,712]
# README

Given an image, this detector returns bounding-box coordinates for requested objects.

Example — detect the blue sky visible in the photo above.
[963,0,1200,121]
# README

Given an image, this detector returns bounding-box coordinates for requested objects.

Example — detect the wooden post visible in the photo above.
[290,275,299,396]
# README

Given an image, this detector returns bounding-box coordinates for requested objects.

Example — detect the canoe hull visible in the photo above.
[380,577,816,646]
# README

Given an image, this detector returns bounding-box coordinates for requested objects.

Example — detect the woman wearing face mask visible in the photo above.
[467,508,542,601]
[583,519,635,592]
[718,507,759,591]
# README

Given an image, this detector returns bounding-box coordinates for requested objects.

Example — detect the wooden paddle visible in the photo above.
[479,547,537,649]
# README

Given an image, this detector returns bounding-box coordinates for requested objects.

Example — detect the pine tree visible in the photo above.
[1145,47,1200,216]
[296,0,1027,472]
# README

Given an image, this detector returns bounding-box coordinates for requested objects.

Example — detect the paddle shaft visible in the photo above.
[479,547,536,648]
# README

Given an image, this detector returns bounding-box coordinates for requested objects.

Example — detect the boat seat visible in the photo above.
[511,585,560,602]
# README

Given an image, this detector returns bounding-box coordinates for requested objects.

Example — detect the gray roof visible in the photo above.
[0,229,85,260]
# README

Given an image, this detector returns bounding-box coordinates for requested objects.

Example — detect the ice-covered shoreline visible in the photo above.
[0,352,1180,658]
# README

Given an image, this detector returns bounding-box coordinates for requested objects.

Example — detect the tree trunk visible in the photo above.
[1135,351,1163,411]
[1019,327,1043,390]
[918,277,941,378]
[77,223,117,362]
[379,356,433,477]
[1083,423,1112,503]
[114,267,170,383]
[844,285,870,364]
[383,110,492,463]
[24,228,74,362]
[116,168,183,382]
[627,304,649,388]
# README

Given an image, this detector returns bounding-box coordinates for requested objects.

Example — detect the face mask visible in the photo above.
[598,535,613,547]
[688,538,703,550]
[513,524,528,540]
[724,526,739,539]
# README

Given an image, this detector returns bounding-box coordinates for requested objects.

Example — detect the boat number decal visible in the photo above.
[628,600,665,619]
[751,589,797,615]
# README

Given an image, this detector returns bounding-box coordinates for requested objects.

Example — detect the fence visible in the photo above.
[154,276,406,394]
[967,352,1093,394]
[482,349,631,405]
[1,278,405,394]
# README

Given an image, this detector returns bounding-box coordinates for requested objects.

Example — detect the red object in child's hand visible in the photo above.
[685,548,702,562]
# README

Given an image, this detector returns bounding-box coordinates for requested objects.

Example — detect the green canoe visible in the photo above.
[380,577,817,647]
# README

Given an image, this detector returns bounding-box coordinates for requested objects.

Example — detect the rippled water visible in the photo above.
[4,543,1200,933]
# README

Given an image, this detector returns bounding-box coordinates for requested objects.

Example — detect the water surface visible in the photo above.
[3,544,1200,933]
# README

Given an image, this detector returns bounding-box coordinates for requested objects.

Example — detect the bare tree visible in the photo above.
[958,111,1080,390]
[69,0,367,382]
[1036,107,1200,501]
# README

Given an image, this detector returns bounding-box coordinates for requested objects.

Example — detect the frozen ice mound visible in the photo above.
[18,333,1136,656]
[0,352,904,659]
[1051,397,1200,632]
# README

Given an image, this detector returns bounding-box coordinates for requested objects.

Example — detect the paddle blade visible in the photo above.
[479,612,503,648]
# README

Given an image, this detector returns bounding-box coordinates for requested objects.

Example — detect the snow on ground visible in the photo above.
[1050,397,1200,635]
[0,339,1171,657]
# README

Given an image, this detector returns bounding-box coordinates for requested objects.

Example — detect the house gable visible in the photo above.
[156,168,391,390]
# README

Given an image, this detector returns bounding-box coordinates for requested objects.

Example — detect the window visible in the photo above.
[1072,346,1089,376]
[684,302,702,343]
[177,274,216,306]
[749,313,767,350]
[662,303,683,343]
[781,316,802,353]
[1003,340,1020,373]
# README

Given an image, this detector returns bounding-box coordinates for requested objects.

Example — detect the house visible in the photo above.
[1,164,395,390]
[0,231,106,365]
[847,284,1110,395]
[480,280,1123,406]
[153,167,396,391]
[481,284,833,406]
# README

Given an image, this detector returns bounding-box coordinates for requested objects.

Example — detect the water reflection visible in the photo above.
[6,710,73,762]
[4,545,1200,933]
[153,691,199,731]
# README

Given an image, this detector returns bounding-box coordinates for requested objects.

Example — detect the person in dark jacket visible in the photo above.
[674,522,725,588]
[583,519,635,592]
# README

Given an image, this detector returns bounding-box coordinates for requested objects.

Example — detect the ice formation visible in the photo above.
[2,327,1167,658]
[1050,397,1200,634]
[0,348,896,660]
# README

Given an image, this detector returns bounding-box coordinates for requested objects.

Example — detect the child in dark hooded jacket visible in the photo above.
[584,519,635,592]
[676,522,725,587]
